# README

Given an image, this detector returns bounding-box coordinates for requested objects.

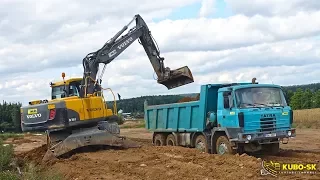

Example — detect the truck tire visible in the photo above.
[154,133,166,146]
[166,134,176,146]
[215,135,236,155]
[195,134,208,153]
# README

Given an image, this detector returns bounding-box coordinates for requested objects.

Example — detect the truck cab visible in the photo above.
[144,78,296,155]
[212,83,294,154]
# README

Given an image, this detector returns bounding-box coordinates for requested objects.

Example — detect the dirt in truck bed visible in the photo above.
[14,128,320,180]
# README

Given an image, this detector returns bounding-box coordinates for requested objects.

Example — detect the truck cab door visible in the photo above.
[218,91,238,127]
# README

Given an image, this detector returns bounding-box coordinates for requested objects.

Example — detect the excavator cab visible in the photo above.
[158,66,194,89]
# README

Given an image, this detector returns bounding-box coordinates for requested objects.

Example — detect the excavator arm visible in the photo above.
[81,14,194,96]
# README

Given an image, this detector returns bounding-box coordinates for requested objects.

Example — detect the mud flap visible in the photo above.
[158,66,194,89]
[47,128,141,158]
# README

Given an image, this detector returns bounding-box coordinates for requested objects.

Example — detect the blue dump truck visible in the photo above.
[144,78,296,155]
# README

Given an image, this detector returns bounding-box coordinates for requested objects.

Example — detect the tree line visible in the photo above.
[283,88,320,110]
[0,83,319,132]
[0,101,22,132]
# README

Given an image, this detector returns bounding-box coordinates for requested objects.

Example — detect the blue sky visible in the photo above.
[154,0,233,22]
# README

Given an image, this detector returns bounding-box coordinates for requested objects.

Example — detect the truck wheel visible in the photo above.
[215,136,235,155]
[195,134,208,153]
[166,134,176,146]
[154,133,166,146]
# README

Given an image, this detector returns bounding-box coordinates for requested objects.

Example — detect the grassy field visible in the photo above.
[293,108,320,129]
[0,133,23,141]
[120,119,145,129]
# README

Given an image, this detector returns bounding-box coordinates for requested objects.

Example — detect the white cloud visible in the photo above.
[0,0,319,106]
[199,0,216,17]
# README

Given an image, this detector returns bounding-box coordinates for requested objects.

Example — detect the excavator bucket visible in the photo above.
[158,66,194,89]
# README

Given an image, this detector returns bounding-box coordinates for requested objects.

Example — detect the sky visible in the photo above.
[1,0,320,105]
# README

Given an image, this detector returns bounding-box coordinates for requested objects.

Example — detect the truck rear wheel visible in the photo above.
[154,133,166,146]
[195,134,208,153]
[166,134,176,146]
[215,135,235,155]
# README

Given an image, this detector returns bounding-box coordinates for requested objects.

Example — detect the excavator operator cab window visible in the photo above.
[68,81,81,97]
[52,86,65,99]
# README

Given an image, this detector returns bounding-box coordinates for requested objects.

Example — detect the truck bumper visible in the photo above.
[230,128,296,144]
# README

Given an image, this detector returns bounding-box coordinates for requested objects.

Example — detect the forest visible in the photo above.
[0,82,319,132]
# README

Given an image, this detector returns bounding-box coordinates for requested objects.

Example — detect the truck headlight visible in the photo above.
[288,131,292,136]
[246,135,252,141]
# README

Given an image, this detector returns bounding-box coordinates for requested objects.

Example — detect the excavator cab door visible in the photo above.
[158,66,194,89]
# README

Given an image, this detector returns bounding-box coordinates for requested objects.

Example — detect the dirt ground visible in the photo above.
[9,128,320,180]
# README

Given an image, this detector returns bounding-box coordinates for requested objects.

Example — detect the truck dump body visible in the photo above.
[145,101,204,132]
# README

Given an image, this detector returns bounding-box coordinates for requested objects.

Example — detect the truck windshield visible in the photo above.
[235,87,287,108]
[52,86,66,99]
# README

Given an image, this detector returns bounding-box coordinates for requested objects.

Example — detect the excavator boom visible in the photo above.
[81,14,194,96]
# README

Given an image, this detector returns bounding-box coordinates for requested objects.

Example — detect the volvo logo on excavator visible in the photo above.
[87,108,102,112]
[26,113,42,119]
[117,37,133,50]
[108,37,134,58]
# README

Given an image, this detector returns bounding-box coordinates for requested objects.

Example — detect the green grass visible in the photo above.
[121,123,146,129]
[0,133,23,141]
[0,139,14,172]
[0,138,64,180]
[0,171,20,180]
[22,163,64,180]
[120,120,145,129]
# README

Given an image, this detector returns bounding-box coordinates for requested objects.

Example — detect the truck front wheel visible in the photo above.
[215,135,236,155]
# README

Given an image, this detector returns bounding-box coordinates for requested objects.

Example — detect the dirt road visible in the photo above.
[11,128,320,180]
